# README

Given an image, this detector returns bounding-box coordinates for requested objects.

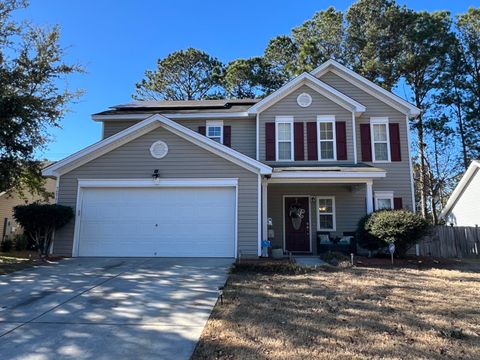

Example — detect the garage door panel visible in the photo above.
[77,187,236,257]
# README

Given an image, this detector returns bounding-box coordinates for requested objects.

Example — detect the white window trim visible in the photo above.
[370,117,391,163]
[275,116,294,161]
[317,115,337,161]
[316,196,336,231]
[374,191,394,210]
[206,120,223,143]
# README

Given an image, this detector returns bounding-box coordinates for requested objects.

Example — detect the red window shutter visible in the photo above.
[389,123,401,161]
[335,121,347,160]
[265,122,276,161]
[198,126,206,135]
[307,122,318,160]
[223,126,231,147]
[360,123,372,162]
[294,122,304,161]
[394,197,403,209]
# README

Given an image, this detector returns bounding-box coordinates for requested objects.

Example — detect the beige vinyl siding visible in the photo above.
[55,125,259,257]
[319,71,414,211]
[0,179,56,239]
[258,85,354,164]
[102,117,256,159]
[267,183,366,253]
[103,121,138,138]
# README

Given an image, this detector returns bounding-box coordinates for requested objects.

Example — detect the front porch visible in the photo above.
[261,166,386,255]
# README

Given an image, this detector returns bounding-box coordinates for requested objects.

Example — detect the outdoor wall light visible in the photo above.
[152,169,160,181]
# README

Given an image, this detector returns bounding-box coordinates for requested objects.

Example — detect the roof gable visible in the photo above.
[248,72,366,116]
[311,59,420,117]
[43,114,272,177]
[440,160,480,219]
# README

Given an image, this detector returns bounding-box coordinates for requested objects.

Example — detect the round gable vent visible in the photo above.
[150,141,168,159]
[297,92,312,107]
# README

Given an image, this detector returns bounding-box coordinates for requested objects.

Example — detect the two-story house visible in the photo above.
[43,60,420,258]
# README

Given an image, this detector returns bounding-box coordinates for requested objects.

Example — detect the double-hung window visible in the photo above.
[375,191,394,210]
[317,196,336,231]
[370,117,390,162]
[275,116,294,161]
[206,120,223,143]
[317,116,336,160]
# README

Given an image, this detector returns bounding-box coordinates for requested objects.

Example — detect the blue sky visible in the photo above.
[14,0,480,160]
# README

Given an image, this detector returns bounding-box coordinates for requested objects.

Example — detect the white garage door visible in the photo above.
[76,187,236,257]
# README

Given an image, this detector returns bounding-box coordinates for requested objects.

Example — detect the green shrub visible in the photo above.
[362,210,430,256]
[13,203,73,257]
[1,238,13,252]
[356,213,385,251]
[13,234,28,251]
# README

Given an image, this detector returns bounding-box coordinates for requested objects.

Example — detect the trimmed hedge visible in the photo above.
[357,210,430,256]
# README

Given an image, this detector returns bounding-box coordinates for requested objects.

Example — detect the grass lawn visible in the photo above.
[0,251,50,275]
[192,259,480,360]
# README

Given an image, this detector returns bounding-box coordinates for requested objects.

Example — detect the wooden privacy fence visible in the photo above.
[416,225,480,258]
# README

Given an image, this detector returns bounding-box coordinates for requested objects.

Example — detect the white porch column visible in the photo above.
[366,180,374,213]
[262,179,268,241]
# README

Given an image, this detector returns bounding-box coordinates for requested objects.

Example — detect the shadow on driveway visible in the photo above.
[0,257,231,360]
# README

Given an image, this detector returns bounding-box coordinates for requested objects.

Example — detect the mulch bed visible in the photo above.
[354,255,471,270]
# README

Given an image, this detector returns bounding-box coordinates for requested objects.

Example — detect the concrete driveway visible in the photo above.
[0,257,231,360]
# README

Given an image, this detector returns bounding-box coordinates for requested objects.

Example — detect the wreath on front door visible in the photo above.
[289,203,306,230]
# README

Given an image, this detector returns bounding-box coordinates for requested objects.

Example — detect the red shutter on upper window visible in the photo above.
[265,122,276,161]
[307,122,318,160]
[335,121,347,160]
[223,126,231,147]
[198,126,206,135]
[394,197,403,209]
[389,123,401,161]
[294,122,304,160]
[360,123,372,162]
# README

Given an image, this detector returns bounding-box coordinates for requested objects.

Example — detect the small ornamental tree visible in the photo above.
[13,204,73,258]
[363,210,431,256]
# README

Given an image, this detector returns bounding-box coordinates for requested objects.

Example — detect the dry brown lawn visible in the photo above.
[192,260,480,360]
[0,251,53,274]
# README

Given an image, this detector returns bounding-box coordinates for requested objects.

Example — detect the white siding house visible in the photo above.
[440,160,480,227]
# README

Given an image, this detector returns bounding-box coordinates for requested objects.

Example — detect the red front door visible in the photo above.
[284,197,310,252]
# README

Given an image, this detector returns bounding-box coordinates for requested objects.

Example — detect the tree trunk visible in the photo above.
[416,113,428,219]
[455,99,469,171]
[428,171,438,224]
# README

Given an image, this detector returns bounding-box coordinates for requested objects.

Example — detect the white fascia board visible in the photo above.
[268,177,382,184]
[270,170,386,179]
[166,112,250,119]
[92,112,251,121]
[77,178,239,188]
[311,59,421,117]
[248,72,366,115]
[43,113,272,177]
[440,161,480,219]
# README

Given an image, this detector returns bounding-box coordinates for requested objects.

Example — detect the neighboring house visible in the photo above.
[0,175,56,241]
[440,160,480,227]
[43,59,420,258]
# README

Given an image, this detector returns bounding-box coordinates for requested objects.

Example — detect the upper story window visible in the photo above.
[317,116,336,161]
[275,116,294,161]
[370,117,390,162]
[206,120,223,143]
[375,191,394,210]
